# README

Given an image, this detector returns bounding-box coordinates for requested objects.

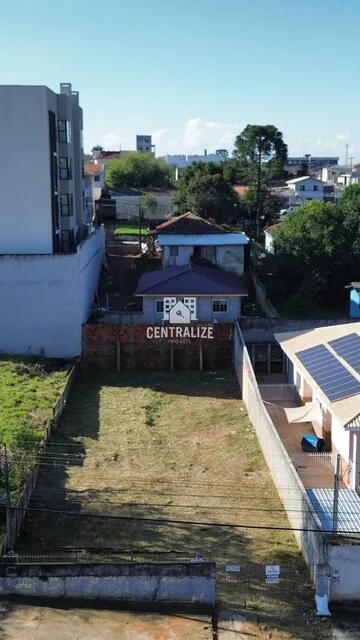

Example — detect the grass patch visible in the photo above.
[0,357,71,501]
[114,223,148,236]
[18,370,330,639]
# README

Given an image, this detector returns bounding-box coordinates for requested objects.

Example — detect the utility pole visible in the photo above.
[332,453,340,534]
[138,201,143,253]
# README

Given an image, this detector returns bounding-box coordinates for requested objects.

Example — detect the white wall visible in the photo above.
[331,415,350,462]
[0,227,104,357]
[328,544,360,600]
[114,194,175,221]
[0,86,55,254]
[288,179,324,201]
[264,232,274,253]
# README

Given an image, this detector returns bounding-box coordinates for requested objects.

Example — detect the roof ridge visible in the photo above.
[139,265,191,293]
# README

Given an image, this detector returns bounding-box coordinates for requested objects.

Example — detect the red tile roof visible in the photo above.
[264,222,282,236]
[155,212,227,235]
[84,163,104,176]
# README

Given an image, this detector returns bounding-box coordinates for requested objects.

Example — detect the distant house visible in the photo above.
[84,163,105,220]
[153,212,249,276]
[135,264,248,324]
[263,222,282,253]
[346,282,360,318]
[276,323,360,490]
[286,176,325,202]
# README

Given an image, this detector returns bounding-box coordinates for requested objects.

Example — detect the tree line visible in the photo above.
[102,124,289,237]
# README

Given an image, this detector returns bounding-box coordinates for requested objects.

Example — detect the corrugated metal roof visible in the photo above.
[136,265,248,296]
[307,489,360,535]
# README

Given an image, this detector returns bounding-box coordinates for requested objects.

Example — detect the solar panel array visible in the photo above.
[296,344,360,402]
[328,332,360,376]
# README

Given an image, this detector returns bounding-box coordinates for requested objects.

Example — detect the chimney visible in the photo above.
[204,149,207,156]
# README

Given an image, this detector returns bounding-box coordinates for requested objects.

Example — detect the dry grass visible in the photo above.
[18,370,331,639]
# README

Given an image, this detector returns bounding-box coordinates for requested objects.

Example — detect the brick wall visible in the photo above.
[83,323,233,370]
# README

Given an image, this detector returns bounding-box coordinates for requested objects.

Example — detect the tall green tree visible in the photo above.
[174,162,241,223]
[106,153,172,189]
[258,199,360,311]
[233,125,287,238]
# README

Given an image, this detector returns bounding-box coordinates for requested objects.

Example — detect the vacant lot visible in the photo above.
[17,370,329,639]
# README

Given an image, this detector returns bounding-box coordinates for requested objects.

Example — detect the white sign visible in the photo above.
[226,564,241,573]
[163,297,197,323]
[265,565,280,583]
[146,325,213,340]
[191,555,204,563]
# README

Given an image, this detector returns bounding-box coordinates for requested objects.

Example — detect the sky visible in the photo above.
[1,0,360,161]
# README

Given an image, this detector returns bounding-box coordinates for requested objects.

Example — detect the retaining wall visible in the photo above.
[0,563,216,606]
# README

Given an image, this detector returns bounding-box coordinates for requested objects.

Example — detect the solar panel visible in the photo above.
[328,333,360,376]
[296,344,360,402]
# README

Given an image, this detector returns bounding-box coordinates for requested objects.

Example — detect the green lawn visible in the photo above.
[114,223,148,236]
[18,370,330,640]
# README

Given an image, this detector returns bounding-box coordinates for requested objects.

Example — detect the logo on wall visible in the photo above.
[146,296,213,341]
[163,297,197,323]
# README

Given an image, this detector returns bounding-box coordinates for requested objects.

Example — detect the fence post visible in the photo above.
[332,454,341,534]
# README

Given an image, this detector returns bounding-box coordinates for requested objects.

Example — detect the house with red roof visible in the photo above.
[153,212,249,276]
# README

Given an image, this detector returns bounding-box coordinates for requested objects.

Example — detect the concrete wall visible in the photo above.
[328,545,360,600]
[0,563,216,606]
[0,227,104,357]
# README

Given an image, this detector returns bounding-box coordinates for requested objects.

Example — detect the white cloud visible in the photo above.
[98,131,123,150]
[151,127,170,143]
[151,117,241,156]
[182,117,240,154]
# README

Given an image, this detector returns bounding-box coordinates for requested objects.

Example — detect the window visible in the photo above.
[61,229,74,253]
[58,119,72,143]
[313,185,318,191]
[202,245,216,262]
[212,299,228,312]
[299,185,305,191]
[156,300,164,313]
[60,193,73,216]
[94,174,100,182]
[59,157,72,180]
[170,246,178,256]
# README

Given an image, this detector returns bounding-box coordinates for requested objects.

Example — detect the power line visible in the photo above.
[1,504,359,537]
[27,496,360,517]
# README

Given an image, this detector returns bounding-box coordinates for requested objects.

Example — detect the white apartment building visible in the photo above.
[0,83,104,357]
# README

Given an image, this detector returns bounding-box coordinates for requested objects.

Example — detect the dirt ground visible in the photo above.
[0,601,211,640]
[15,370,331,639]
